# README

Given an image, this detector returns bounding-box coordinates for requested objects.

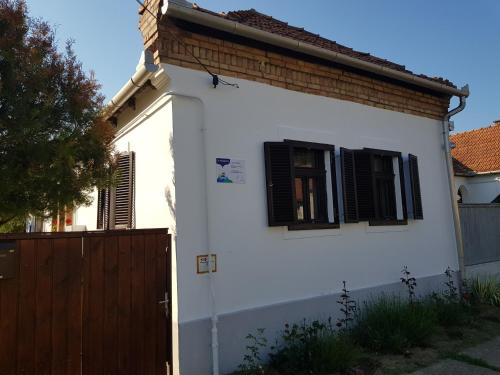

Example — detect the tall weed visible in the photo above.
[470,276,500,306]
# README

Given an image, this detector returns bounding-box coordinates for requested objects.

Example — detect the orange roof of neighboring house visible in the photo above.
[191,7,456,89]
[451,121,500,175]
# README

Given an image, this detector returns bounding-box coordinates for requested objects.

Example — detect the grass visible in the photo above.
[267,321,359,374]
[429,294,476,327]
[353,296,437,353]
[469,276,500,306]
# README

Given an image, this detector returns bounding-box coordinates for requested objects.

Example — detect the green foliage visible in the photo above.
[469,276,500,306]
[0,0,115,227]
[354,296,437,353]
[401,265,417,304]
[238,328,267,375]
[269,320,358,374]
[0,215,25,233]
[336,280,357,331]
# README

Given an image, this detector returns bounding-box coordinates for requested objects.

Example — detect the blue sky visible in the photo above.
[28,0,500,132]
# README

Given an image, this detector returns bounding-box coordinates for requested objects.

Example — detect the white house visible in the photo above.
[75,1,469,373]
[452,121,500,204]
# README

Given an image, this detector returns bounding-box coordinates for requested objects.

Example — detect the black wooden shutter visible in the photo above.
[408,154,423,219]
[354,150,375,221]
[264,142,295,226]
[398,154,408,220]
[340,148,359,223]
[96,188,110,230]
[114,152,135,228]
[329,148,340,224]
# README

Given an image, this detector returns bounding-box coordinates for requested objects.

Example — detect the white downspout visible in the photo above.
[165,89,219,375]
[442,85,469,283]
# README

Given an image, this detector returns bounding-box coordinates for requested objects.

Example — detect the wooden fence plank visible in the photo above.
[82,236,90,375]
[85,236,105,375]
[65,237,83,375]
[16,239,36,375]
[0,241,19,375]
[34,239,54,375]
[130,234,146,374]
[51,238,70,375]
[156,234,169,374]
[117,234,131,374]
[144,234,158,374]
[103,235,119,375]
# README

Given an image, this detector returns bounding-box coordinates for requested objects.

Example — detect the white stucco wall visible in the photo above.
[455,174,500,203]
[162,64,459,324]
[73,63,461,374]
[74,87,176,232]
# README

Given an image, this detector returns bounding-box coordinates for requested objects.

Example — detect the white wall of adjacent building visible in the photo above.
[455,174,500,204]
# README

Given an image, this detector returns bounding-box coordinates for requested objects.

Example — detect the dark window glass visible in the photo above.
[373,155,396,221]
[295,177,304,220]
[293,148,322,168]
[293,148,327,223]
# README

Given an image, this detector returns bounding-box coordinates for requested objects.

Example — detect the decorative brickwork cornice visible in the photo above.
[139,11,450,120]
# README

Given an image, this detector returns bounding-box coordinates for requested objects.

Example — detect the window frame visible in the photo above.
[287,140,339,230]
[363,148,408,226]
[340,147,408,226]
[264,140,340,230]
[96,151,136,230]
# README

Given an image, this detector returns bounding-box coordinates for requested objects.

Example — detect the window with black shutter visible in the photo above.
[114,152,135,228]
[264,140,339,229]
[340,148,358,223]
[95,151,136,229]
[96,188,110,230]
[340,148,408,225]
[408,154,423,219]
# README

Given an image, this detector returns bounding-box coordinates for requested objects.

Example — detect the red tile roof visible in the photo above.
[192,6,456,88]
[451,121,500,174]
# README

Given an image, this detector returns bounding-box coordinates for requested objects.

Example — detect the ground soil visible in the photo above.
[353,305,500,375]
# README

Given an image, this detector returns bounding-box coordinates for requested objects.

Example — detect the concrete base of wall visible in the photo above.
[178,273,450,375]
[466,261,500,281]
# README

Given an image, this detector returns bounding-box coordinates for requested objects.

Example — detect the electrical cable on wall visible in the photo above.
[136,0,239,89]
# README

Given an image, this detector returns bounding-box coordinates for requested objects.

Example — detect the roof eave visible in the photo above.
[164,1,469,98]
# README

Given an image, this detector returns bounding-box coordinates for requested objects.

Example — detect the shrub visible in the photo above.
[336,281,357,331]
[238,328,267,375]
[354,296,437,353]
[268,320,358,374]
[469,276,500,306]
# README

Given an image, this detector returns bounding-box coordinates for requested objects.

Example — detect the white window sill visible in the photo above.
[283,226,340,240]
[365,221,408,233]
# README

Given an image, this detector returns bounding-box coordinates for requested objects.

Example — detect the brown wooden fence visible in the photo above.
[0,229,172,375]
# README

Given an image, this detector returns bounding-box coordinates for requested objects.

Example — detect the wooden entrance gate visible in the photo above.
[0,229,172,375]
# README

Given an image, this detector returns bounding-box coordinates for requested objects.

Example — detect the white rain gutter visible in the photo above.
[163,0,468,97]
[105,50,159,120]
[443,85,469,283]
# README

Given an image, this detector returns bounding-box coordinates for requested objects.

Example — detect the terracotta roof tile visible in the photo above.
[191,7,456,88]
[451,121,500,174]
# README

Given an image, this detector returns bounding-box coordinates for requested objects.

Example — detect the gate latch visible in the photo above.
[159,292,169,318]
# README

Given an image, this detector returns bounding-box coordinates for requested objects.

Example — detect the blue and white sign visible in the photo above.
[216,158,246,184]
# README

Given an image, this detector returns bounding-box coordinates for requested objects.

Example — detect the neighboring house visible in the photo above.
[75,1,469,373]
[452,121,500,204]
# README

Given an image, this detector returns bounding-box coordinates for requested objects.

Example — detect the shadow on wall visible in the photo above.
[457,185,469,203]
[165,133,176,233]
